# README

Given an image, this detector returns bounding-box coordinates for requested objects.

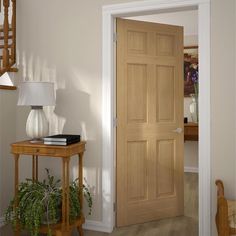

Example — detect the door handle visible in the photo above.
[172,128,183,134]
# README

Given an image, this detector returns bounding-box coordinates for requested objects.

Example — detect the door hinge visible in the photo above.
[113,202,116,212]
[113,32,118,43]
[113,117,118,127]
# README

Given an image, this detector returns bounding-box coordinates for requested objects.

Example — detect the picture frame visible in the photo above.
[184,46,198,97]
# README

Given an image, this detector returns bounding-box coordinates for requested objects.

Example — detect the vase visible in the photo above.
[189,94,198,123]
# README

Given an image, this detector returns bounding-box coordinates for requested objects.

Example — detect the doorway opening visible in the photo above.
[102,1,210,235]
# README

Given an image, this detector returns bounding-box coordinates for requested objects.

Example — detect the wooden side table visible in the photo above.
[11,140,86,236]
[184,122,198,141]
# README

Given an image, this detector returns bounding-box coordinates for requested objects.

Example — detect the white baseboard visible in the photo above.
[83,220,113,233]
[184,166,199,173]
[0,217,4,228]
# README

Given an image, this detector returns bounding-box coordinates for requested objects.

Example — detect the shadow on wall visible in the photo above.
[54,82,102,219]
[14,51,102,220]
[54,87,90,137]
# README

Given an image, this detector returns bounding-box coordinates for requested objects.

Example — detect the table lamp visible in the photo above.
[17,82,55,142]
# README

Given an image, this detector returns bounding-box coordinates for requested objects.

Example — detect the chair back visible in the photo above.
[216,180,225,197]
[215,180,230,236]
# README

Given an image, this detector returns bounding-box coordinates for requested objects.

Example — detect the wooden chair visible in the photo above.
[215,180,236,236]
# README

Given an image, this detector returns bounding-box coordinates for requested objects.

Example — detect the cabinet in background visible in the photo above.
[184,123,198,141]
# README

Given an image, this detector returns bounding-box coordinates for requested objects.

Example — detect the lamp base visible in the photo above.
[26,106,49,140]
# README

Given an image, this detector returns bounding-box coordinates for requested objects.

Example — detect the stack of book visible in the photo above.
[43,134,81,146]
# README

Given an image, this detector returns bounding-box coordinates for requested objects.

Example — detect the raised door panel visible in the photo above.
[128,30,148,55]
[156,66,175,123]
[156,140,175,198]
[127,64,147,123]
[156,34,175,57]
[127,141,148,202]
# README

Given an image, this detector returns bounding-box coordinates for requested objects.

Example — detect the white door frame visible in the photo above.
[102,0,211,235]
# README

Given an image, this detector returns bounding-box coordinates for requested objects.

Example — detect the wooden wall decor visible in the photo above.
[0,0,17,76]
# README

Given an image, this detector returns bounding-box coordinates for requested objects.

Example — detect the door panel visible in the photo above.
[156,65,175,122]
[127,64,147,123]
[127,141,148,202]
[116,18,184,227]
[128,31,147,54]
[156,139,175,197]
[156,33,175,56]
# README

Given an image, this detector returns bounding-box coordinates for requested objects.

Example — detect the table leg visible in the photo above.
[77,152,84,236]
[78,226,84,236]
[36,155,38,181]
[32,155,35,181]
[62,159,66,229]
[14,154,20,236]
[32,155,39,182]
[62,157,71,232]
[14,154,19,201]
[65,158,70,230]
[78,152,84,209]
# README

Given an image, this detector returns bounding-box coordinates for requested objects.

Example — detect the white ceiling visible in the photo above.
[125,10,198,36]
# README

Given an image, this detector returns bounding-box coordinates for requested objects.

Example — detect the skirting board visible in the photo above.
[83,220,113,233]
[184,166,199,173]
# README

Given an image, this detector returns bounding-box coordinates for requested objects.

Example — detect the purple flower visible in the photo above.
[192,71,198,83]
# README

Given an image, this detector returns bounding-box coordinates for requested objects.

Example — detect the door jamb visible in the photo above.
[102,0,211,235]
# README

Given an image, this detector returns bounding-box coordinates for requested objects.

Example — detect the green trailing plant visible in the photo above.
[69,179,93,221]
[5,169,93,236]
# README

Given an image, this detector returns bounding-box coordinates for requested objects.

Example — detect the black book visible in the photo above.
[43,134,81,142]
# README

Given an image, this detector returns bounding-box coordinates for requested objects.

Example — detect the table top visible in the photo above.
[11,140,86,157]
[184,122,198,127]
[12,140,86,148]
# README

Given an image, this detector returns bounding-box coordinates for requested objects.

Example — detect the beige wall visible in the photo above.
[211,0,236,195]
[0,90,17,217]
[211,0,236,235]
[8,0,144,222]
[0,1,235,235]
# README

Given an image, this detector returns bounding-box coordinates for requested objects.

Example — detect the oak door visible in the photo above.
[116,18,184,227]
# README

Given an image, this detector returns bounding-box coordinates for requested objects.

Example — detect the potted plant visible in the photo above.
[5,169,92,236]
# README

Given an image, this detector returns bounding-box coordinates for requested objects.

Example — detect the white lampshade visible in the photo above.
[17,82,55,106]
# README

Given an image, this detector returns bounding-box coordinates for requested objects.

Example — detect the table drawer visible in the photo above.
[184,124,198,141]
[13,146,65,156]
[185,126,198,135]
[11,141,86,157]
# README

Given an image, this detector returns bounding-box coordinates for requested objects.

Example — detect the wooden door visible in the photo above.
[116,18,184,227]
